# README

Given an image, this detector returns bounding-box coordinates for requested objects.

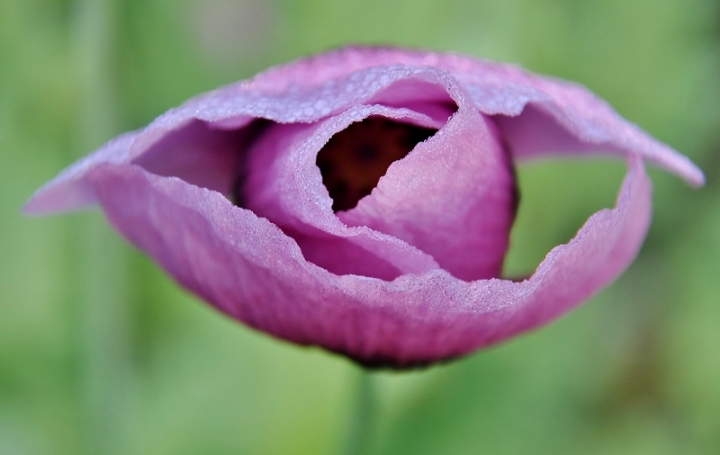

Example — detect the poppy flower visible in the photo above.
[25,47,704,368]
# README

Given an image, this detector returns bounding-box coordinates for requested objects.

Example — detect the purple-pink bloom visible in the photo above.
[25,47,703,368]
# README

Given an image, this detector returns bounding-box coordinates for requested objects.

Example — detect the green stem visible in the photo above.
[72,0,133,454]
[343,368,377,455]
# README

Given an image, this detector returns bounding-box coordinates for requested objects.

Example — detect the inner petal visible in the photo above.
[338,108,518,281]
[233,106,444,280]
[316,117,436,212]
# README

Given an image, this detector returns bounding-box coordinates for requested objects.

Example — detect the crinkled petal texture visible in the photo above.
[25,47,703,367]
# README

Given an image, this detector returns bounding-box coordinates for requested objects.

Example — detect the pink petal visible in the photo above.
[242,104,443,280]
[25,47,702,216]
[242,72,515,281]
[339,107,516,281]
[23,131,140,214]
[83,154,649,367]
[247,46,705,186]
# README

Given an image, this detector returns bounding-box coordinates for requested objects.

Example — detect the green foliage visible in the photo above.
[1,0,718,453]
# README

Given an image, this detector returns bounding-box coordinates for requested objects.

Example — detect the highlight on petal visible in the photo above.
[24,46,704,367]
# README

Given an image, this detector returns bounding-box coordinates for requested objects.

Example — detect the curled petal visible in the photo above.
[83,155,650,367]
[245,47,705,185]
[339,107,516,281]
[24,47,702,216]
[242,104,443,279]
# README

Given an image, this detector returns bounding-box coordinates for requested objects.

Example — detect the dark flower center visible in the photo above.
[316,117,436,212]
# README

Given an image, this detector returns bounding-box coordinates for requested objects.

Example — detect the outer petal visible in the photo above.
[25,47,702,216]
[84,154,650,367]
[245,46,705,186]
[23,131,140,214]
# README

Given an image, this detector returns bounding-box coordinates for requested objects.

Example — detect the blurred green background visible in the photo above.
[2,0,719,453]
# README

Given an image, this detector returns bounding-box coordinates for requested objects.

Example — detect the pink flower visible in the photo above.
[25,47,703,368]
